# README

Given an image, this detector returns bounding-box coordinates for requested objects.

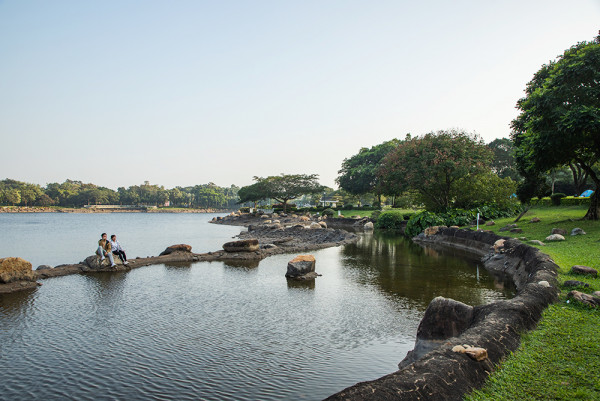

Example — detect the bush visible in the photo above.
[375,210,405,229]
[371,210,382,220]
[405,211,446,238]
[239,207,251,213]
[550,193,566,206]
[322,208,335,217]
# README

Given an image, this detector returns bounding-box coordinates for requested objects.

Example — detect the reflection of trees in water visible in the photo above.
[341,232,514,310]
[223,260,260,269]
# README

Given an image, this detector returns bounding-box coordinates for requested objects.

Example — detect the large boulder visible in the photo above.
[83,254,124,269]
[571,228,587,236]
[160,244,192,256]
[364,221,374,231]
[223,239,259,252]
[309,222,322,229]
[286,255,317,279]
[0,257,35,283]
[551,228,568,236]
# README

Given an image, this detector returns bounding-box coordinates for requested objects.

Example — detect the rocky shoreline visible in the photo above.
[0,206,227,213]
[0,211,360,293]
[326,227,559,401]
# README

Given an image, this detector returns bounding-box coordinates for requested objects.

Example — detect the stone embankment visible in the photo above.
[1,212,358,294]
[326,227,559,401]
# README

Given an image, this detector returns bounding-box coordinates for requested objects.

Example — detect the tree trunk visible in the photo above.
[583,188,599,220]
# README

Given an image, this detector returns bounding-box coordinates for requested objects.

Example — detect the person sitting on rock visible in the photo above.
[96,232,116,268]
[110,234,129,265]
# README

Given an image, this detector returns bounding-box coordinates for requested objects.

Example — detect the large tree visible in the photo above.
[379,129,492,211]
[336,139,400,205]
[239,174,324,213]
[511,34,600,219]
[488,138,519,181]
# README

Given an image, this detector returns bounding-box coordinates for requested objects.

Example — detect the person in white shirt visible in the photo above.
[110,234,129,265]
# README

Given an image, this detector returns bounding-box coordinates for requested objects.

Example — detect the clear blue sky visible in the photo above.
[1,0,599,189]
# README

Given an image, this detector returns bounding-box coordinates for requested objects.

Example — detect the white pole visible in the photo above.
[476,212,480,230]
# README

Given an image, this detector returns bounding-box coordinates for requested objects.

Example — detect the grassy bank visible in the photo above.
[465,205,600,400]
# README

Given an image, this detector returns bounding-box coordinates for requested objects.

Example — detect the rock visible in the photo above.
[0,257,35,283]
[499,224,517,232]
[273,219,281,224]
[551,228,567,236]
[424,226,441,236]
[485,221,495,226]
[36,265,53,270]
[263,220,272,224]
[510,228,523,233]
[309,222,322,229]
[261,244,278,250]
[272,213,279,218]
[563,280,590,288]
[286,255,316,279]
[399,297,474,369]
[292,224,305,229]
[545,234,565,242]
[493,239,505,253]
[160,244,193,256]
[319,221,327,229]
[223,239,260,252]
[83,254,124,269]
[567,290,600,307]
[570,265,598,277]
[364,221,374,230]
[594,291,600,298]
[571,228,586,236]
[537,280,551,288]
[529,240,546,246]
[260,215,270,219]
[299,216,310,222]
[529,217,541,223]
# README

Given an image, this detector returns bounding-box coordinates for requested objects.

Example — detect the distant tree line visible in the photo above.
[0,179,240,209]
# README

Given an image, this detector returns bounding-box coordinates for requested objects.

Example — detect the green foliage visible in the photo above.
[379,129,493,211]
[511,34,600,219]
[336,139,400,196]
[239,173,324,213]
[321,208,335,217]
[375,210,405,229]
[370,210,381,220]
[487,137,520,181]
[453,172,518,210]
[533,196,590,207]
[404,211,446,237]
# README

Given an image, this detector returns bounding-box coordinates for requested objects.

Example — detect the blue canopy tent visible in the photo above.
[580,190,594,197]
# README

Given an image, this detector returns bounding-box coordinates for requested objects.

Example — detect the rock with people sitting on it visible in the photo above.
[83,254,124,269]
[545,234,565,242]
[571,228,586,236]
[159,244,193,256]
[222,239,259,252]
[571,265,598,277]
[0,257,36,283]
[551,228,567,236]
[286,255,318,280]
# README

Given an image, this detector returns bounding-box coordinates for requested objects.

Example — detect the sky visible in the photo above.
[1,1,599,190]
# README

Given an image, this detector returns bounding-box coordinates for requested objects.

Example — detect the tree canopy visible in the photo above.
[336,139,400,204]
[511,34,600,219]
[379,129,493,211]
[238,174,324,212]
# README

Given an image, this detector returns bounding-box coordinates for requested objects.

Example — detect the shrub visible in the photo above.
[322,208,335,217]
[375,210,405,229]
[371,210,382,220]
[405,211,446,238]
[239,207,251,213]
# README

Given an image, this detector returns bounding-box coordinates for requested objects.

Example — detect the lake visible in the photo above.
[0,213,513,400]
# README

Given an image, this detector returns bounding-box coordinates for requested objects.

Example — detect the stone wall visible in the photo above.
[325,227,558,401]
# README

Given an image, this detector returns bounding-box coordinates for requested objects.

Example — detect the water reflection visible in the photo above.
[341,232,515,310]
[286,278,316,290]
[223,259,260,269]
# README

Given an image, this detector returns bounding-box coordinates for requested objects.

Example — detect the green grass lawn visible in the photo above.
[465,204,600,400]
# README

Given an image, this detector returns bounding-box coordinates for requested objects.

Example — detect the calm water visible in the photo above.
[0,214,514,400]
